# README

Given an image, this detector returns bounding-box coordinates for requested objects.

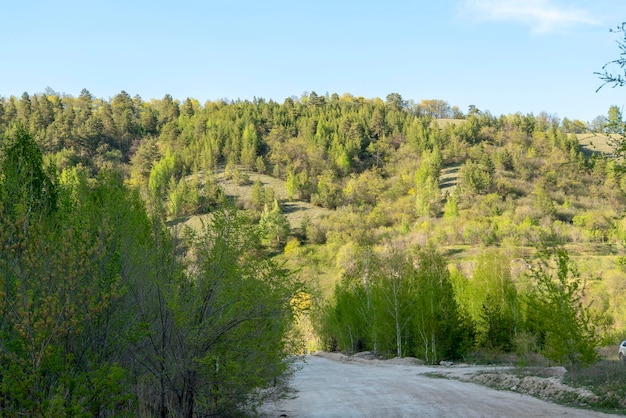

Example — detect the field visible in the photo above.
[577,133,618,156]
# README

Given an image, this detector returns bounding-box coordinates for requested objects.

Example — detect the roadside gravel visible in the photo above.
[260,353,617,417]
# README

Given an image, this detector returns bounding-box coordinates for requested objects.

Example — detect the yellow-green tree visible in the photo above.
[524,247,598,368]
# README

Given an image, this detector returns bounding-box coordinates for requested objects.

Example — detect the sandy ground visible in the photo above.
[260,353,617,418]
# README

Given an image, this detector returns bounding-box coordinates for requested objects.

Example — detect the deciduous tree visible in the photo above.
[524,247,598,368]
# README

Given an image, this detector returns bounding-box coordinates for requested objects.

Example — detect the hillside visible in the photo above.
[179,168,332,232]
[577,133,617,156]
[2,90,626,373]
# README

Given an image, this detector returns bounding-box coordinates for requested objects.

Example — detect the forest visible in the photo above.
[0,88,625,416]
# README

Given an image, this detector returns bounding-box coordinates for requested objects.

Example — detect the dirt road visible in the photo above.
[260,354,615,417]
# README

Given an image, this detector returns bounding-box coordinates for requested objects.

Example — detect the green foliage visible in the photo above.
[469,249,519,351]
[260,200,291,247]
[460,159,493,195]
[251,177,266,209]
[3,89,626,401]
[343,169,384,208]
[316,245,467,363]
[0,160,157,415]
[240,123,259,168]
[443,193,459,218]
[312,170,342,209]
[148,151,177,198]
[370,249,418,358]
[524,247,599,368]
[0,129,303,415]
[169,208,302,415]
[317,278,371,353]
[0,125,57,223]
[411,248,463,363]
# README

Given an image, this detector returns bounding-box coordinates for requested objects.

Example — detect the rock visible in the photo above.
[439,360,454,367]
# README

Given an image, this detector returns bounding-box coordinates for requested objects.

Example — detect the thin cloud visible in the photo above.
[462,0,599,34]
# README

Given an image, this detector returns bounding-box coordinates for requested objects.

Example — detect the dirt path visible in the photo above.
[260,354,615,418]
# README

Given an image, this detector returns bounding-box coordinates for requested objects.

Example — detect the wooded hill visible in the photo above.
[0,89,625,414]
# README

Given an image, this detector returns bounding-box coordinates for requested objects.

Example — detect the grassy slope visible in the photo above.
[576,133,617,156]
[180,128,619,234]
[179,132,625,284]
[179,168,332,232]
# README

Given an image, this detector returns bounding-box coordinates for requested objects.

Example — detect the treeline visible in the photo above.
[0,127,302,416]
[0,89,603,219]
[315,244,598,368]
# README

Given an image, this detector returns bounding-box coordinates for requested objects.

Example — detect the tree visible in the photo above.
[589,115,608,133]
[129,136,160,191]
[0,126,57,226]
[65,169,164,416]
[0,133,158,415]
[157,94,180,127]
[460,159,493,195]
[312,170,342,209]
[371,250,416,358]
[417,99,451,118]
[524,247,598,368]
[148,151,177,200]
[251,177,266,210]
[443,193,459,218]
[260,200,291,246]
[343,169,384,208]
[17,92,31,126]
[385,93,405,112]
[412,248,462,363]
[414,148,442,216]
[166,208,302,415]
[317,277,370,354]
[596,24,626,161]
[0,194,130,415]
[110,90,139,157]
[240,123,259,168]
[607,105,624,134]
[469,250,518,351]
[596,22,626,91]
[167,176,186,218]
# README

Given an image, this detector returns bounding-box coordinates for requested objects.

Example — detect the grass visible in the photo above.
[218,168,331,225]
[462,349,626,415]
[179,167,332,234]
[576,133,618,156]
[463,349,522,366]
[563,359,626,413]
[434,119,465,128]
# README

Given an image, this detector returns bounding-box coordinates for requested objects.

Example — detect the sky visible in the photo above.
[2,0,626,122]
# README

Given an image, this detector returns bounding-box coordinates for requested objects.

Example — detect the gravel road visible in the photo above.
[260,354,616,418]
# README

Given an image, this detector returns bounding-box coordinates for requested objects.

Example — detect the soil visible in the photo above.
[259,352,617,417]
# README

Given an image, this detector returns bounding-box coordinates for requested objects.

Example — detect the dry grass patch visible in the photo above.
[576,133,618,156]
[215,168,331,227]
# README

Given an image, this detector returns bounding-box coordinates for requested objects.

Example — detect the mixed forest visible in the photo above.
[1,87,626,416]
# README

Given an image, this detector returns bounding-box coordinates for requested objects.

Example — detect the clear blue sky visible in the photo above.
[1,0,626,122]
